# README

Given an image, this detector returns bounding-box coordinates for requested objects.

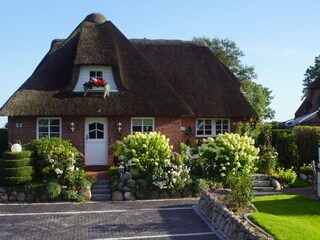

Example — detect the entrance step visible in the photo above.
[253,180,272,187]
[90,175,112,201]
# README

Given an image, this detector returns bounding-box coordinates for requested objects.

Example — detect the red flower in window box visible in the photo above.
[83,78,110,98]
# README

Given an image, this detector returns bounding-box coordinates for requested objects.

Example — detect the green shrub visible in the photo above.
[47,180,62,200]
[272,129,299,169]
[191,178,209,196]
[126,179,136,189]
[258,146,278,175]
[108,166,119,178]
[4,176,33,185]
[226,171,254,210]
[2,166,34,177]
[276,167,297,185]
[294,126,320,167]
[63,189,79,201]
[0,158,32,168]
[2,150,32,159]
[198,133,259,182]
[300,163,313,175]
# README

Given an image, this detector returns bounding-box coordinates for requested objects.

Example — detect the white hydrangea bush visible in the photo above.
[198,133,259,182]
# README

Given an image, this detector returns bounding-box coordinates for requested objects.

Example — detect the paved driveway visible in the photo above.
[0,199,225,240]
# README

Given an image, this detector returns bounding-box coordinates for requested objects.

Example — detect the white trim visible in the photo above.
[195,118,230,137]
[131,117,155,134]
[36,117,62,139]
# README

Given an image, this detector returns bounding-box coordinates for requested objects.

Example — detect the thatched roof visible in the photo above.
[0,13,256,118]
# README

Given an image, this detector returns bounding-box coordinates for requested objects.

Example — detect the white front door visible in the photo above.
[85,118,108,165]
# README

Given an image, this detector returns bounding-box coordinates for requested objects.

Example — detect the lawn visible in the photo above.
[251,194,320,240]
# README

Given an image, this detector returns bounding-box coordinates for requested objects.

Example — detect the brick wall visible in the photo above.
[62,116,85,154]
[155,117,181,151]
[8,116,36,145]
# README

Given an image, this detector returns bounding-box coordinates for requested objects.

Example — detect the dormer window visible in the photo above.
[73,66,119,93]
[90,71,103,81]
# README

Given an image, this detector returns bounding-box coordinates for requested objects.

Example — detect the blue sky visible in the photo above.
[1,0,320,127]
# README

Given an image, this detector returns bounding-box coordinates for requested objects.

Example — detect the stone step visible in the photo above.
[253,186,274,191]
[252,173,271,181]
[92,188,111,194]
[94,180,110,185]
[91,193,112,201]
[92,184,110,190]
[253,180,271,187]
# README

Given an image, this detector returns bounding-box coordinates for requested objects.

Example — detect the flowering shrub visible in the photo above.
[114,132,172,176]
[198,133,259,182]
[152,156,191,190]
[25,137,93,201]
[258,145,278,175]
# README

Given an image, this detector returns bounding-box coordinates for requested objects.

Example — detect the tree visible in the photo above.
[301,55,320,100]
[194,37,275,120]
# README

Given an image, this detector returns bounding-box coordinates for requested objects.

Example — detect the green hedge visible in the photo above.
[272,129,299,169]
[3,176,33,186]
[294,126,320,166]
[0,158,32,168]
[2,166,34,177]
[2,150,32,159]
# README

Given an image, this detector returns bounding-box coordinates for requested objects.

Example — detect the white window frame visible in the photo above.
[131,117,155,134]
[37,118,62,139]
[195,118,230,137]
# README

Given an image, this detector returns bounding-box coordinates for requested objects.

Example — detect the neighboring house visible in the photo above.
[0,13,257,168]
[283,76,320,127]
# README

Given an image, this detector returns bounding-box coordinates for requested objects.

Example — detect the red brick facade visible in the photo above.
[7,116,246,167]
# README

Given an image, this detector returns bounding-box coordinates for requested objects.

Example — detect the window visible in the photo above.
[196,119,229,137]
[89,71,103,80]
[37,118,61,139]
[131,118,154,133]
[88,122,104,139]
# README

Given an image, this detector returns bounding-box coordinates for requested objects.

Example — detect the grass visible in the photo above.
[290,179,311,188]
[251,194,320,240]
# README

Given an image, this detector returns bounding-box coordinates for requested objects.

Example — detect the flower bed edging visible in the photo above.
[198,191,272,240]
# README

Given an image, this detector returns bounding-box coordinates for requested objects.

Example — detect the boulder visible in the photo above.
[124,192,135,200]
[0,193,8,202]
[17,192,26,202]
[135,190,147,199]
[271,179,281,190]
[25,193,34,202]
[112,191,123,201]
[123,187,130,192]
[121,172,132,182]
[300,173,307,181]
[79,187,92,200]
[8,195,16,202]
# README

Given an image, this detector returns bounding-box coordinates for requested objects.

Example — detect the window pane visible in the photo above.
[97,130,104,139]
[89,123,96,131]
[143,119,153,126]
[38,119,48,127]
[39,126,48,132]
[50,119,60,126]
[89,131,96,139]
[50,133,60,138]
[97,71,103,78]
[143,125,152,133]
[97,123,104,131]
[196,120,204,135]
[132,126,142,133]
[39,133,48,139]
[50,126,60,133]
[132,119,142,126]
[90,71,96,77]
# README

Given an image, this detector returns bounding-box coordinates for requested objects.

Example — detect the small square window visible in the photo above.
[131,118,154,133]
[37,118,61,139]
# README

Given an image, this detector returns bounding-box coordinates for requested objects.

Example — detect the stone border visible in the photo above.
[198,191,273,240]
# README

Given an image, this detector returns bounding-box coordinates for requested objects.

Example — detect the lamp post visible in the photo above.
[119,164,125,177]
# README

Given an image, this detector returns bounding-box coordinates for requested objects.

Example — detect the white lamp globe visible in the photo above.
[11,143,22,153]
